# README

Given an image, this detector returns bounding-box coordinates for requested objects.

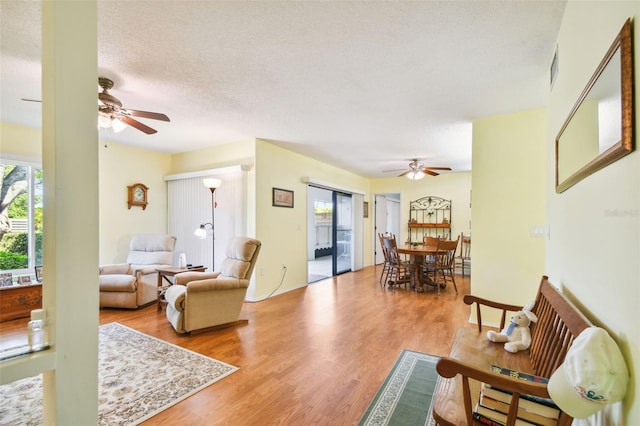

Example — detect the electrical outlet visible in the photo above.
[530,225,545,237]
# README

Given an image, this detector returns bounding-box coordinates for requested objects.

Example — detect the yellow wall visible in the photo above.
[0,123,41,157]
[170,138,374,300]
[547,2,639,424]
[0,123,172,264]
[253,139,371,299]
[370,171,472,248]
[98,143,172,263]
[472,109,547,308]
[170,140,255,174]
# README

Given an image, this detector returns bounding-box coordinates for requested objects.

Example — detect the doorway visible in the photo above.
[374,194,401,265]
[307,187,353,282]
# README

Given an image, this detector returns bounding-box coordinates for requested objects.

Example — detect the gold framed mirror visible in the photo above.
[555,18,634,193]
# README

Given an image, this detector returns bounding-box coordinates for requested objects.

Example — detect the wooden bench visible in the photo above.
[432,275,593,426]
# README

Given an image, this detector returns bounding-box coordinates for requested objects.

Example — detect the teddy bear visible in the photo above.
[487,301,538,353]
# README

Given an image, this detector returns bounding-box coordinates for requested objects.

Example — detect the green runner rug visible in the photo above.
[359,349,440,426]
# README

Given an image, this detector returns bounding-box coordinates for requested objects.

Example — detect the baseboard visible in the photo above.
[467,313,500,330]
[244,281,308,302]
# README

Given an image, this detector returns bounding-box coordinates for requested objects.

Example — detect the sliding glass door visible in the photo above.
[307,187,353,282]
[334,192,352,275]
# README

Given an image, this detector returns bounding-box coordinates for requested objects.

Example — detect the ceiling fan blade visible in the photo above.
[120,116,158,134]
[424,167,452,171]
[21,98,42,103]
[127,109,170,122]
[397,170,411,177]
[382,168,408,173]
[424,170,439,176]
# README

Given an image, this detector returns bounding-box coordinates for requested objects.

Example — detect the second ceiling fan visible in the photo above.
[384,159,451,180]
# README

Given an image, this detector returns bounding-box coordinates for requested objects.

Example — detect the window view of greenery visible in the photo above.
[0,162,43,278]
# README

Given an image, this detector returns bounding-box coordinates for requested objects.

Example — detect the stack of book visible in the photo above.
[472,365,560,426]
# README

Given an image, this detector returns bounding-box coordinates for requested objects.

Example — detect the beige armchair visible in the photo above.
[165,237,261,334]
[99,234,177,309]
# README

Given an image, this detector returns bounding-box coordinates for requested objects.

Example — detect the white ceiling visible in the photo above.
[1,1,566,178]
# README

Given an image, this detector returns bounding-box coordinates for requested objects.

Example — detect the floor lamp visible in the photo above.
[194,177,222,270]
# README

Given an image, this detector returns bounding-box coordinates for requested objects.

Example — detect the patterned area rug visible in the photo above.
[359,349,440,426]
[0,322,238,425]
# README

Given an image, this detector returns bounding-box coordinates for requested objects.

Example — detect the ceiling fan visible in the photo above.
[22,77,170,135]
[97,77,169,134]
[383,159,451,180]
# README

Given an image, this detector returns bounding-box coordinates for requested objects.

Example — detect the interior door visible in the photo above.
[374,194,401,264]
[374,195,388,264]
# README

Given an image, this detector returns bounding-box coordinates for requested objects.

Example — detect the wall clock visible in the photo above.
[127,183,149,210]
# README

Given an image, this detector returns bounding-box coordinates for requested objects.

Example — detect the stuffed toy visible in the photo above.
[487,301,538,353]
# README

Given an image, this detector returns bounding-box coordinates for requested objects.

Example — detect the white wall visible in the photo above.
[546,2,639,424]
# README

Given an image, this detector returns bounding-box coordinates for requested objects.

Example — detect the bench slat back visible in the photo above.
[529,276,592,378]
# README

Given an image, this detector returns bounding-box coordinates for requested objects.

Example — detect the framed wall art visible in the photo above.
[272,188,294,208]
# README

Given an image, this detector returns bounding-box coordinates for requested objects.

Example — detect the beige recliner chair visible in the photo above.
[165,237,261,334]
[99,234,177,309]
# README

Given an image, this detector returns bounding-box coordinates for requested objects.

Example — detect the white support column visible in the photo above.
[42,1,99,424]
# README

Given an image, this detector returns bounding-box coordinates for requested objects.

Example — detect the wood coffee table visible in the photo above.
[156,266,206,311]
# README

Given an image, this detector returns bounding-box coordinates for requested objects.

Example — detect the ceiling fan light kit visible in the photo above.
[406,170,426,180]
[98,112,126,133]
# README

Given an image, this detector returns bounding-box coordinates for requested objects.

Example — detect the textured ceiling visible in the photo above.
[0,1,566,178]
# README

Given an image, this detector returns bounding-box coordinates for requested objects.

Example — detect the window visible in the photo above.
[0,160,43,280]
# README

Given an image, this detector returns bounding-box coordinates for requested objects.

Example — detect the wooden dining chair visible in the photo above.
[420,236,440,281]
[382,237,411,291]
[455,233,471,276]
[377,233,392,286]
[423,236,440,246]
[432,239,459,296]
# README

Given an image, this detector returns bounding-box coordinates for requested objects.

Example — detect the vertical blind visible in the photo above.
[167,171,246,272]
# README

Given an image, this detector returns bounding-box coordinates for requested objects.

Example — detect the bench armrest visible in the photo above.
[463,294,524,332]
[437,356,550,426]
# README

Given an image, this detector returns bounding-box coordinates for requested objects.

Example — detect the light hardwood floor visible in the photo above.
[1,265,476,425]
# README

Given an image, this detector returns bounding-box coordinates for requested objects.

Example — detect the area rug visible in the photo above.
[0,322,238,426]
[359,349,440,426]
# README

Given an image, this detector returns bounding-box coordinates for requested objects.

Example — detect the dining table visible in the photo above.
[396,244,443,292]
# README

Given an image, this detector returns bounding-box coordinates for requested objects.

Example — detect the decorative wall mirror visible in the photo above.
[555,18,634,193]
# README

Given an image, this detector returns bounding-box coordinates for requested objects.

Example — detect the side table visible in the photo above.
[156,266,206,311]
